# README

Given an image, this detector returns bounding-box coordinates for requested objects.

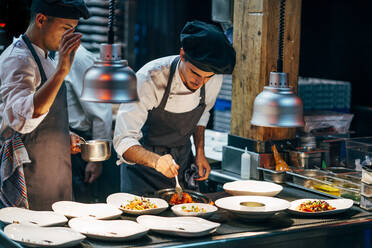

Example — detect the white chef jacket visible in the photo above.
[64,46,112,140]
[114,55,223,164]
[0,36,53,134]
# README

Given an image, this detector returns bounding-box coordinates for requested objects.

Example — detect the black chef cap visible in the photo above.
[180,20,236,74]
[31,0,90,20]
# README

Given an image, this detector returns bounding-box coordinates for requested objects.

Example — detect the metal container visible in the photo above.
[81,139,111,162]
[288,149,323,169]
[258,167,289,184]
[155,189,211,206]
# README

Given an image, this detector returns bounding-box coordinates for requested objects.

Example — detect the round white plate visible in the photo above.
[215,195,290,220]
[171,203,217,218]
[288,198,354,216]
[4,223,85,247]
[107,193,168,215]
[52,201,122,220]
[223,180,283,196]
[0,207,67,227]
[68,217,149,241]
[136,215,220,237]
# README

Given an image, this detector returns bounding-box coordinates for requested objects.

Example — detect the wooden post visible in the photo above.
[230,0,302,141]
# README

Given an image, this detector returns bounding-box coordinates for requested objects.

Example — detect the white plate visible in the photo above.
[107,193,168,215]
[171,203,217,218]
[52,201,122,219]
[4,223,85,247]
[288,198,354,216]
[215,196,290,220]
[223,180,283,196]
[136,215,220,237]
[68,217,149,241]
[0,207,68,227]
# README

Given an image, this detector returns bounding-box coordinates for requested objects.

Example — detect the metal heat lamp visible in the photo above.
[250,0,304,127]
[81,0,138,103]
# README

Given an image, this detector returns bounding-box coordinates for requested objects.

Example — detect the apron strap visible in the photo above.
[21,34,48,85]
[158,56,207,109]
[158,56,180,109]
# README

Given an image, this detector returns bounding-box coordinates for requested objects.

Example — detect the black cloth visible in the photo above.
[120,57,206,195]
[31,0,90,19]
[180,20,236,74]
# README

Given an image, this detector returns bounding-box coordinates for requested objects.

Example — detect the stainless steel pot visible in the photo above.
[80,139,111,162]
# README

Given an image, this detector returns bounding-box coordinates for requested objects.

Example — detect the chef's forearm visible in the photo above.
[33,69,68,117]
[123,145,160,169]
[193,125,205,157]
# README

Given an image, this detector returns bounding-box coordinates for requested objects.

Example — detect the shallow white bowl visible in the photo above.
[136,215,220,237]
[215,195,290,220]
[223,180,283,196]
[0,207,67,227]
[68,217,149,241]
[4,224,85,247]
[52,201,122,220]
[171,203,217,218]
[107,193,168,215]
[288,198,354,216]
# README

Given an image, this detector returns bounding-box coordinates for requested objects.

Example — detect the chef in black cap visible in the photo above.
[0,0,89,210]
[114,20,236,195]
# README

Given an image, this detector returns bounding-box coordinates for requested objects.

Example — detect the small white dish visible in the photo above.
[215,196,290,220]
[223,180,283,196]
[171,203,217,218]
[136,215,220,237]
[68,217,149,241]
[107,193,168,215]
[4,223,85,247]
[52,201,122,220]
[288,198,354,216]
[0,207,68,227]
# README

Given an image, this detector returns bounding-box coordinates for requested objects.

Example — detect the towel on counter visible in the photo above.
[0,132,30,208]
[184,163,199,190]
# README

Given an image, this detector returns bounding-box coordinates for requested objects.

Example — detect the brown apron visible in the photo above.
[120,56,206,195]
[20,35,72,210]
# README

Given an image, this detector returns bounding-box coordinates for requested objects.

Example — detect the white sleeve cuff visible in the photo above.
[13,94,49,134]
[197,111,210,127]
[114,138,141,165]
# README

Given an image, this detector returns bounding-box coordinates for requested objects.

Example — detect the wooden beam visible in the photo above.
[231,0,302,141]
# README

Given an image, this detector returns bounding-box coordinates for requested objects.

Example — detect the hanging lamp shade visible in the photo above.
[81,0,138,103]
[250,72,304,127]
[80,44,138,103]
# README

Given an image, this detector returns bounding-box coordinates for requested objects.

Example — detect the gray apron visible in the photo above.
[121,56,206,195]
[20,35,72,210]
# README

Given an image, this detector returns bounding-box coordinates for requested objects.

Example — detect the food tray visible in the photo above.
[326,167,357,174]
[154,189,211,206]
[287,169,361,203]
[258,167,289,184]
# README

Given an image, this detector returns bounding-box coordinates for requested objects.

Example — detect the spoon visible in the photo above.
[173,160,183,200]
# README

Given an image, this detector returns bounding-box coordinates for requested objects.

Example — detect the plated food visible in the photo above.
[296,200,335,212]
[121,197,158,211]
[156,188,211,205]
[288,198,354,216]
[169,192,194,205]
[106,193,168,215]
[171,203,218,218]
[215,196,290,220]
